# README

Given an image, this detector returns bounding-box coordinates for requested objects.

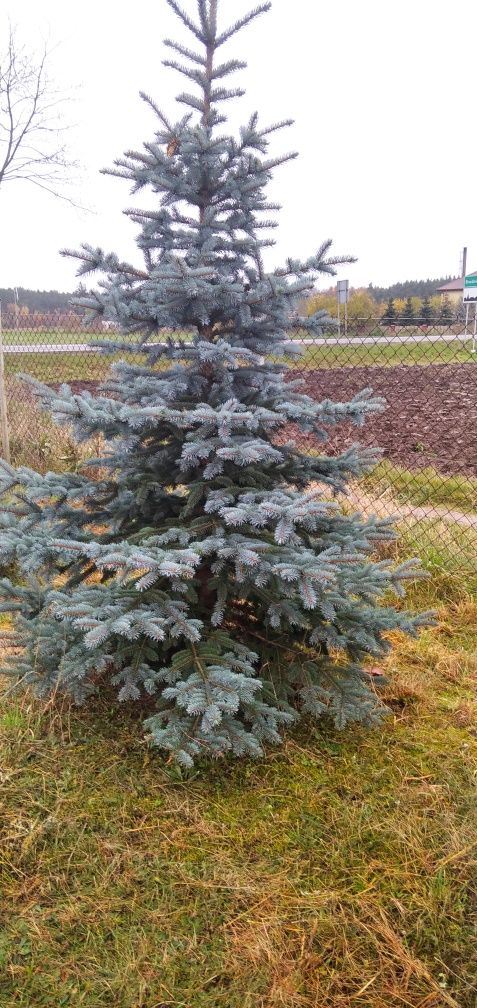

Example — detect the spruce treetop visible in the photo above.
[64,0,352,348]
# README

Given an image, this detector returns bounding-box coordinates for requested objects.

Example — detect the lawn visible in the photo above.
[362,461,477,515]
[286,338,477,370]
[0,530,476,1007]
[5,351,119,383]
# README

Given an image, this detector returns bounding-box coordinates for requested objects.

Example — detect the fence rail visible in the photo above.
[1,314,476,569]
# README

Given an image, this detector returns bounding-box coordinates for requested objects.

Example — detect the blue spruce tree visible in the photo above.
[0,0,429,766]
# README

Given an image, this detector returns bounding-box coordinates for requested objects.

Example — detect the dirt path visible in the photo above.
[345,485,477,529]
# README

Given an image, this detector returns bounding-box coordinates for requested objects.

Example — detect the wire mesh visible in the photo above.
[1,310,477,569]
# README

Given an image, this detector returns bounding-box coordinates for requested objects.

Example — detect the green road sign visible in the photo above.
[464,274,477,287]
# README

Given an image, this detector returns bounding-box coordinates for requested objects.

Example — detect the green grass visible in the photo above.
[0,534,476,1006]
[399,520,477,598]
[362,461,477,514]
[285,338,477,370]
[5,351,134,383]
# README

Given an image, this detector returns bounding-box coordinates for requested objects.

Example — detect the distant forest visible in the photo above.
[367,277,455,302]
[0,288,73,313]
[0,277,458,314]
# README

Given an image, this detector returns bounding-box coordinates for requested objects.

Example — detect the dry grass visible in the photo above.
[0,551,476,1006]
[6,380,99,472]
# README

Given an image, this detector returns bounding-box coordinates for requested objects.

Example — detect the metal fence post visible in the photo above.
[0,304,11,463]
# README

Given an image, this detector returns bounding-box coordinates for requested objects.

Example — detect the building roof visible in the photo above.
[436,271,477,292]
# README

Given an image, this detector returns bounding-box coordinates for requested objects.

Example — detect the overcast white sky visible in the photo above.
[0,0,475,293]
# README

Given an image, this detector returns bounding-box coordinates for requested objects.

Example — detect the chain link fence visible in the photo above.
[1,311,476,569]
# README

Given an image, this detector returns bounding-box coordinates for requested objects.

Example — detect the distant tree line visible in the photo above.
[367,277,455,303]
[381,295,455,325]
[306,287,459,327]
[1,281,460,330]
[0,287,73,314]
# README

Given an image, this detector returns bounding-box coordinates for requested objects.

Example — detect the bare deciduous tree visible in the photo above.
[0,25,75,200]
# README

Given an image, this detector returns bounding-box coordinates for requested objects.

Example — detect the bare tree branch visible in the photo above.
[0,24,80,205]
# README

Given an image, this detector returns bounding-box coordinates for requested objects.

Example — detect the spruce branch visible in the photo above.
[163,39,206,67]
[165,1,205,43]
[216,4,272,46]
